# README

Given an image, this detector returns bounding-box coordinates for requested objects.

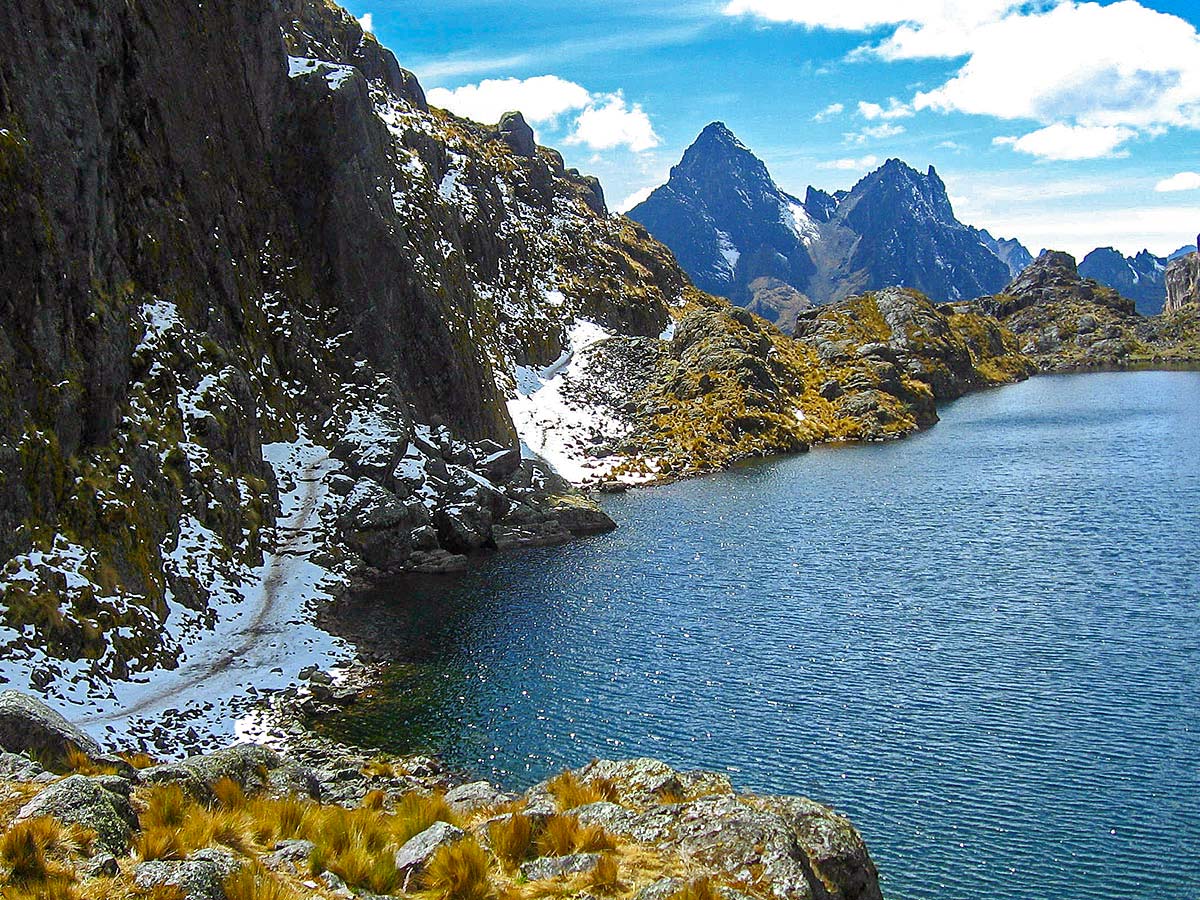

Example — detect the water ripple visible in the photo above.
[326,372,1200,900]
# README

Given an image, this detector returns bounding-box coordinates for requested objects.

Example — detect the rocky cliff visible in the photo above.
[0,0,695,710]
[1164,247,1200,314]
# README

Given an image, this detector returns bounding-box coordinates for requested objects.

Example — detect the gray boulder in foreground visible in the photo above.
[17,773,138,854]
[135,848,242,900]
[394,820,467,885]
[0,689,101,757]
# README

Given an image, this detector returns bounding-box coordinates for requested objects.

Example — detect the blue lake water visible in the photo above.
[326,371,1200,900]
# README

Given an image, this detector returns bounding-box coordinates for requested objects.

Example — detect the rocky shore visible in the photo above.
[0,690,882,900]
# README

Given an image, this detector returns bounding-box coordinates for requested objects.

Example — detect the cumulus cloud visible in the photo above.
[857,98,913,120]
[993,124,1136,160]
[725,1,1200,161]
[818,154,881,170]
[616,185,657,212]
[426,77,658,153]
[356,12,374,33]
[845,122,905,144]
[813,102,845,121]
[567,92,660,152]
[427,76,592,126]
[1155,171,1200,192]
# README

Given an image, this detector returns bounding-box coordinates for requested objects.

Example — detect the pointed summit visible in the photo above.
[627,123,816,329]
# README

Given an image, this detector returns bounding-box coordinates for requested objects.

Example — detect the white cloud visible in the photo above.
[912,3,1200,133]
[428,77,659,154]
[818,154,881,170]
[566,92,660,152]
[721,0,1025,33]
[427,76,593,126]
[616,185,657,212]
[726,1,1200,161]
[857,98,913,120]
[813,102,845,121]
[845,122,906,144]
[995,123,1136,160]
[1155,171,1200,192]
[356,12,374,33]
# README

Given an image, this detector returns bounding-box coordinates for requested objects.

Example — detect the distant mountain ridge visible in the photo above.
[628,124,1013,330]
[1077,247,1171,315]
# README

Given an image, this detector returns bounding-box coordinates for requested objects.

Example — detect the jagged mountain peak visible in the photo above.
[672,121,774,190]
[629,129,1011,318]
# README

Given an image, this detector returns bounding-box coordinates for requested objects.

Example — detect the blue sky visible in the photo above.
[351,0,1200,258]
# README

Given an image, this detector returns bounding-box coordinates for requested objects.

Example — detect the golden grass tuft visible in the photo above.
[1,817,57,881]
[422,838,494,900]
[212,777,248,810]
[535,815,616,857]
[488,814,533,871]
[223,862,302,900]
[667,877,720,900]
[140,784,188,831]
[118,751,158,770]
[0,816,94,900]
[360,789,388,811]
[581,852,625,895]
[63,745,118,777]
[545,771,601,811]
[0,875,80,900]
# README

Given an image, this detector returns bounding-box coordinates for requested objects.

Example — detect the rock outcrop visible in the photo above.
[979,251,1200,370]
[0,694,884,900]
[0,689,101,758]
[1165,246,1200,314]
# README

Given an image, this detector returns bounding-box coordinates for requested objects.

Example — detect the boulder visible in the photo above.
[263,839,315,873]
[765,796,884,900]
[520,852,601,881]
[443,780,516,814]
[142,744,282,800]
[394,820,467,887]
[135,848,242,900]
[0,750,48,781]
[498,111,536,157]
[17,774,138,855]
[0,690,102,758]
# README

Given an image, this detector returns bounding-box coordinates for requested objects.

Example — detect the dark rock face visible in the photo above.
[1079,247,1169,315]
[0,0,653,693]
[628,127,1012,325]
[497,111,537,157]
[0,689,101,757]
[974,228,1034,277]
[1165,249,1200,314]
[831,161,1011,305]
[627,123,817,318]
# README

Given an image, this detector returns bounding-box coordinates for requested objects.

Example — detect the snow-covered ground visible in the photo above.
[0,436,352,753]
[507,319,667,486]
[80,436,351,751]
